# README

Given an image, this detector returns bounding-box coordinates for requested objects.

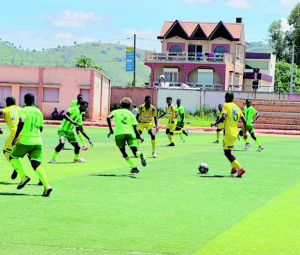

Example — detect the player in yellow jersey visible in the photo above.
[158,97,182,146]
[211,92,248,178]
[0,97,21,179]
[136,95,159,158]
[213,104,224,144]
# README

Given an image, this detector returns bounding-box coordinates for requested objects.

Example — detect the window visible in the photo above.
[214,46,227,54]
[169,45,182,54]
[198,69,213,85]
[43,88,59,103]
[163,68,178,83]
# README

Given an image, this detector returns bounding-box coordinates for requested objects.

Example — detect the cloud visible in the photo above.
[184,0,212,3]
[52,32,74,40]
[227,0,251,8]
[280,0,299,6]
[42,10,104,28]
[280,17,294,32]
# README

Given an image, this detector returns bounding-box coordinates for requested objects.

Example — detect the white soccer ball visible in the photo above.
[198,163,209,174]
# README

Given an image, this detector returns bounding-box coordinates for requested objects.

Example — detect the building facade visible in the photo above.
[0,65,111,119]
[144,18,274,92]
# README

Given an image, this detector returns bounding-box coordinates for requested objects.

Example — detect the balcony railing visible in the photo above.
[145,51,233,63]
[147,81,222,90]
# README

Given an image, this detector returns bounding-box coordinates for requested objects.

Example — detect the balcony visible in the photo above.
[145,51,233,63]
[146,81,222,90]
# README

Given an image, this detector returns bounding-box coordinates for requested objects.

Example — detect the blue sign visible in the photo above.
[126,47,134,72]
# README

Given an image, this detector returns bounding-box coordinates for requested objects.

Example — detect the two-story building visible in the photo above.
[145,18,246,90]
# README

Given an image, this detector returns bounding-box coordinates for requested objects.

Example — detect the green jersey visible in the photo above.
[177,105,185,124]
[18,106,44,145]
[60,107,83,132]
[111,108,138,136]
[244,106,258,126]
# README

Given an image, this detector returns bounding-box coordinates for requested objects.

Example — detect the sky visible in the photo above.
[0,0,298,51]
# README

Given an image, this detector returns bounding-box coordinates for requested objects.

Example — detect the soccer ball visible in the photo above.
[198,163,209,174]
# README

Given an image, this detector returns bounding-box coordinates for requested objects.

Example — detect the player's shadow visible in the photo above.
[0,192,40,196]
[92,173,137,179]
[62,148,73,150]
[197,174,235,178]
[48,162,74,164]
[0,181,18,186]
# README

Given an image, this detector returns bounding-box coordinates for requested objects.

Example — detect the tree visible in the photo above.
[288,3,300,66]
[75,57,104,72]
[275,60,300,92]
[267,20,288,60]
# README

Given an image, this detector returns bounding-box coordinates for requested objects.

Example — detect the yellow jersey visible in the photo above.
[164,104,177,122]
[137,104,157,123]
[221,102,243,137]
[3,105,21,131]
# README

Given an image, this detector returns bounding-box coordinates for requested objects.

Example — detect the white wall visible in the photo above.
[157,88,201,113]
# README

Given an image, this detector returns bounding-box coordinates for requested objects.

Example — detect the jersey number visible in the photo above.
[232,110,239,121]
[10,110,18,120]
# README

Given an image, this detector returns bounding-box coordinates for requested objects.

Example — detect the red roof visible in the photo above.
[160,20,243,39]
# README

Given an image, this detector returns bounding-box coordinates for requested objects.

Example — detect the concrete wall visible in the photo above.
[157,88,201,112]
[110,87,158,110]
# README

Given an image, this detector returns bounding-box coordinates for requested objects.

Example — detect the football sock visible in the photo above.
[4,151,10,163]
[231,159,242,170]
[74,154,79,161]
[242,137,248,143]
[151,140,156,152]
[173,130,182,135]
[179,133,184,140]
[216,132,220,141]
[125,156,136,168]
[11,158,26,180]
[167,134,174,143]
[135,151,141,158]
[35,166,49,187]
[78,133,86,147]
[255,138,261,147]
[52,151,59,160]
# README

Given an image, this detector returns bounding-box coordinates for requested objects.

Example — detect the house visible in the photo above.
[244,53,276,92]
[0,65,111,119]
[144,18,247,90]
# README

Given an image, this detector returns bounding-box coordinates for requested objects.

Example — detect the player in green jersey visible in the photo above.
[50,101,93,163]
[175,99,188,143]
[71,94,88,150]
[239,99,263,151]
[107,97,146,173]
[10,93,52,196]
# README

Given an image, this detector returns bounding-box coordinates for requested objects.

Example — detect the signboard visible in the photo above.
[126,46,134,72]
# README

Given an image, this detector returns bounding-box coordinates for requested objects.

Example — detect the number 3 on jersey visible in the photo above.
[232,110,239,121]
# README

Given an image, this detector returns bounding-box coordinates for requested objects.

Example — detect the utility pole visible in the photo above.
[290,41,295,93]
[133,34,136,87]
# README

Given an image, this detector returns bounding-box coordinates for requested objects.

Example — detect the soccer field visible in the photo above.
[0,126,299,255]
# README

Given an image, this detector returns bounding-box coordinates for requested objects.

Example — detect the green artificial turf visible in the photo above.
[0,126,299,255]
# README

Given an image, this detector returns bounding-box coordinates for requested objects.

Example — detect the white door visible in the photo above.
[0,86,12,107]
[20,87,38,106]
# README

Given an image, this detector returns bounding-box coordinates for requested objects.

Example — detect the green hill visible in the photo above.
[0,40,272,86]
[0,40,151,87]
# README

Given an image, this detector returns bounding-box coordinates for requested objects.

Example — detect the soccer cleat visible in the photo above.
[38,180,43,186]
[152,152,157,158]
[17,176,31,190]
[258,145,264,152]
[213,140,219,144]
[167,143,175,146]
[181,140,185,143]
[231,167,238,174]
[237,168,246,178]
[11,170,18,180]
[140,153,147,167]
[82,146,88,151]
[130,167,139,173]
[245,143,251,150]
[74,158,86,163]
[49,159,57,164]
[182,129,189,136]
[42,186,53,197]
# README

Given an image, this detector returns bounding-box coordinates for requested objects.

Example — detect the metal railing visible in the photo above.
[148,81,222,90]
[228,85,300,94]
[145,51,233,63]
